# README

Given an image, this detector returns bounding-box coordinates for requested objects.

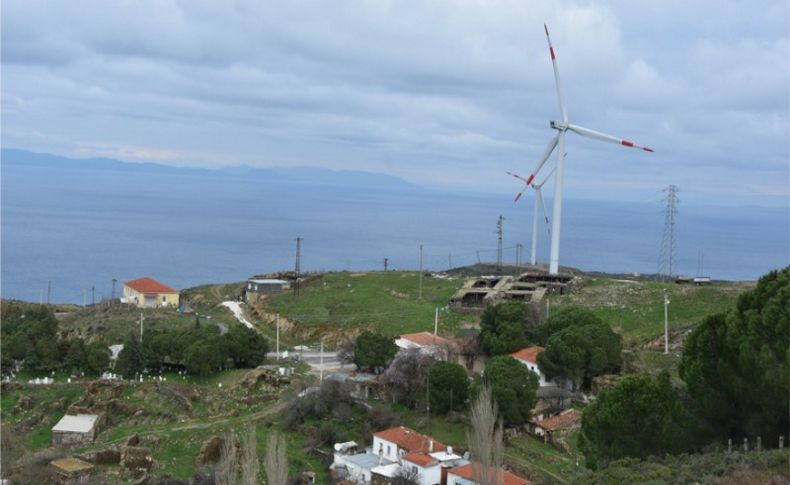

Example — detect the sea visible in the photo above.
[2,149,787,304]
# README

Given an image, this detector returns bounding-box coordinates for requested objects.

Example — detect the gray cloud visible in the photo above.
[2,0,788,205]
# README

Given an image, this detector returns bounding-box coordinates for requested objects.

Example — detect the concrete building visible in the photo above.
[245,278,290,303]
[122,277,179,308]
[49,457,95,484]
[528,409,582,445]
[51,413,100,446]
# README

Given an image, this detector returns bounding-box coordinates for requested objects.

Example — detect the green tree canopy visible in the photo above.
[479,302,529,356]
[116,335,146,378]
[537,321,621,391]
[579,371,695,469]
[679,267,789,444]
[533,306,604,345]
[224,324,269,368]
[480,355,538,425]
[429,361,470,414]
[353,331,398,373]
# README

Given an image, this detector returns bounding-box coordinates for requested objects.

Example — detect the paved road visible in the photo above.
[266,349,347,375]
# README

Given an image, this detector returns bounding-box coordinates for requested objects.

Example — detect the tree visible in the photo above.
[264,431,288,485]
[478,302,528,356]
[467,385,504,485]
[184,341,222,378]
[533,306,604,345]
[379,348,434,407]
[116,335,146,378]
[537,321,621,391]
[480,356,538,426]
[83,342,110,376]
[679,267,789,444]
[429,361,470,414]
[224,325,268,368]
[353,331,397,373]
[579,371,695,469]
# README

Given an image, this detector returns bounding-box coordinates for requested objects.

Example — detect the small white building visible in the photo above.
[245,278,290,303]
[510,346,551,386]
[395,332,450,359]
[373,426,446,463]
[51,413,101,446]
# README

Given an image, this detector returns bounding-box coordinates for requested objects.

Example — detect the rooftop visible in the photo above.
[402,452,438,468]
[398,332,449,347]
[374,426,447,454]
[536,409,582,431]
[52,413,99,434]
[449,463,529,485]
[343,452,393,470]
[371,462,402,478]
[248,278,289,285]
[124,277,177,294]
[510,346,545,365]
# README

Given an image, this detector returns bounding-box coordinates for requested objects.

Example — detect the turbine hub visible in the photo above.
[550,120,568,131]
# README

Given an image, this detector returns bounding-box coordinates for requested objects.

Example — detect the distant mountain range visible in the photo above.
[1,148,416,190]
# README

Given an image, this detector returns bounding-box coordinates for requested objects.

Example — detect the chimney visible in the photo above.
[429,440,434,452]
[447,446,453,456]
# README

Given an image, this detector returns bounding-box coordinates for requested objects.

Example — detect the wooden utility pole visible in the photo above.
[384,258,389,272]
[418,244,423,299]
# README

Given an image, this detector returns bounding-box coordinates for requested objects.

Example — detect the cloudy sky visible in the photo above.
[2,1,788,206]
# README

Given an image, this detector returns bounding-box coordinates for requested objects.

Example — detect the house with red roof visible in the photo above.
[395,332,451,359]
[528,408,582,445]
[510,346,551,386]
[122,277,179,308]
[446,463,529,485]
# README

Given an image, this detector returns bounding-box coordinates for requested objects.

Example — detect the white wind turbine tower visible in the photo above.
[507,166,555,265]
[523,24,654,275]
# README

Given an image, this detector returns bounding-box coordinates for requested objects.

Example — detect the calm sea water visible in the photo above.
[2,154,787,303]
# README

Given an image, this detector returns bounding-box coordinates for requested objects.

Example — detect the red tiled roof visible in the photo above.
[510,346,545,365]
[373,426,446,454]
[124,277,177,294]
[399,332,449,347]
[402,452,437,468]
[536,409,581,431]
[449,463,529,485]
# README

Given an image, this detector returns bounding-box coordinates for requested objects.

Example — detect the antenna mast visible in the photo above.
[658,185,679,281]
[496,215,505,271]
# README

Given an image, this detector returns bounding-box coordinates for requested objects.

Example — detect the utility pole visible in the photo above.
[91,285,95,306]
[320,339,324,383]
[47,280,51,305]
[476,250,481,264]
[448,253,452,270]
[434,307,439,339]
[384,258,388,272]
[276,313,280,360]
[664,291,670,354]
[83,289,87,307]
[418,244,423,299]
[294,236,303,296]
[516,243,523,266]
[139,313,144,342]
[496,215,505,271]
[658,185,679,281]
[39,289,44,305]
[111,278,117,300]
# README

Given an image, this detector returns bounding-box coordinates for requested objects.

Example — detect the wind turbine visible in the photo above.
[523,24,654,275]
[507,166,555,265]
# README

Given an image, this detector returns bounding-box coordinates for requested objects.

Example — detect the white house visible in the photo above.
[510,346,550,386]
[372,426,446,463]
[51,413,101,446]
[395,332,450,359]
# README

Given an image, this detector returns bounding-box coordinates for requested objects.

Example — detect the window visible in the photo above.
[387,445,391,456]
[162,296,167,302]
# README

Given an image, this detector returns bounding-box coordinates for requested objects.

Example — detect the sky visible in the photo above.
[2,1,788,206]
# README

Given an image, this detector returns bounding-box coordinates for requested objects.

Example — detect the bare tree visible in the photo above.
[379,348,434,407]
[264,431,288,485]
[468,385,504,485]
[241,427,260,485]
[215,430,239,485]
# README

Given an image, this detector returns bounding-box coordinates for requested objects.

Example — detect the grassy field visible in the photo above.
[550,278,751,345]
[264,271,470,337]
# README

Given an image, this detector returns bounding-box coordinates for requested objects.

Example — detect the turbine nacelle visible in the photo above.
[549,120,568,131]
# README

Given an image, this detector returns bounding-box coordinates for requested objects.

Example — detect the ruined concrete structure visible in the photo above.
[449,271,573,311]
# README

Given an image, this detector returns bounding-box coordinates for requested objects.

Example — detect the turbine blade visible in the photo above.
[525,133,560,186]
[567,123,654,152]
[536,188,551,234]
[536,166,557,189]
[514,186,528,202]
[506,171,530,183]
[544,24,568,123]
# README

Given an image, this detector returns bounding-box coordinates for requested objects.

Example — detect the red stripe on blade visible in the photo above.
[644,147,654,152]
[549,47,556,60]
[621,140,634,147]
[526,174,535,185]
